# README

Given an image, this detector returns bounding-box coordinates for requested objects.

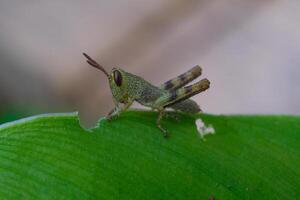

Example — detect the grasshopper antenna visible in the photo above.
[83,52,109,77]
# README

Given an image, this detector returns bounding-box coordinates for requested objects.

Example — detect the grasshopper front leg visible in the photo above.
[107,100,133,120]
[107,104,122,120]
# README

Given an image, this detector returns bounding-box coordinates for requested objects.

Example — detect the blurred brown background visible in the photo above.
[0,0,299,125]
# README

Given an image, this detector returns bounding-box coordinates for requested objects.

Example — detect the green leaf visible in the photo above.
[0,111,299,199]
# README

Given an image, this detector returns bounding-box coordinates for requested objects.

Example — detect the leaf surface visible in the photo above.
[0,111,299,199]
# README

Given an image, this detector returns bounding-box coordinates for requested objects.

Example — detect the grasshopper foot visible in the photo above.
[106,113,120,121]
[106,106,122,121]
[156,109,170,138]
[106,115,113,121]
[157,123,169,138]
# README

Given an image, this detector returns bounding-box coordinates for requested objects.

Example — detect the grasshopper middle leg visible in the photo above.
[156,109,169,138]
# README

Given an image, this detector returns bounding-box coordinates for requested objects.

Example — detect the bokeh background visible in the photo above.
[0,0,299,126]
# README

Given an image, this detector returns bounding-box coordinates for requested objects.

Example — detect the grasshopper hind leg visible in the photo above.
[154,78,210,109]
[156,109,169,138]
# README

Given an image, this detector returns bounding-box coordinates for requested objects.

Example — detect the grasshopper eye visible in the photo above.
[113,70,122,86]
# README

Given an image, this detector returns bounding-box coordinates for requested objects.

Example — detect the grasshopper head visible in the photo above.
[108,68,129,103]
[83,53,129,104]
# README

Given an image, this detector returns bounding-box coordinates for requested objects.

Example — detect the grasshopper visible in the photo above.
[83,53,210,138]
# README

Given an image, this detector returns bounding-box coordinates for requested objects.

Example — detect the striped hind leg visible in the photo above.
[154,78,210,109]
[159,65,202,91]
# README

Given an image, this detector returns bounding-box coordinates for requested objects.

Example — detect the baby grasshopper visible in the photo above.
[83,53,210,138]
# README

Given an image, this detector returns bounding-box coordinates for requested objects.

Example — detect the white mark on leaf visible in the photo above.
[195,118,215,140]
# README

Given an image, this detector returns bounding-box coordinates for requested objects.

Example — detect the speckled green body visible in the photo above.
[109,69,201,113]
[106,67,210,138]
